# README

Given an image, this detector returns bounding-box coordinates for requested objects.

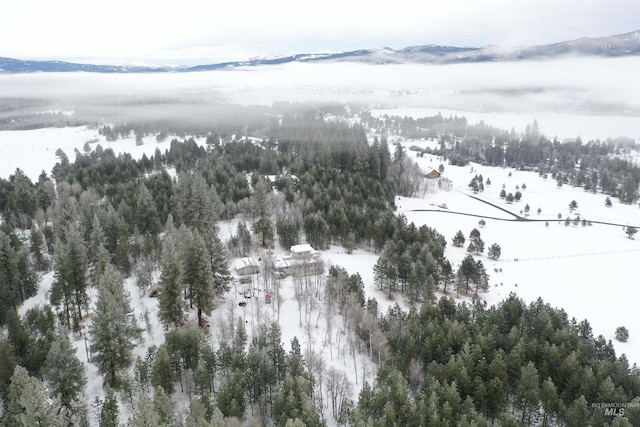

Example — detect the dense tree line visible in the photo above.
[0,230,39,326]
[373,216,446,303]
[360,110,469,140]
[349,294,640,426]
[0,306,88,425]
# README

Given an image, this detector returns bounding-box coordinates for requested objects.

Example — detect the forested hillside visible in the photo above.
[0,105,639,426]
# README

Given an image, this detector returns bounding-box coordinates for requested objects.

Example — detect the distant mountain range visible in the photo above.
[1,30,639,73]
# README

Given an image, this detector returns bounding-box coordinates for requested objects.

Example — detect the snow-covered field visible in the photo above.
[0,126,205,182]
[3,124,640,423]
[371,106,640,143]
[398,139,640,366]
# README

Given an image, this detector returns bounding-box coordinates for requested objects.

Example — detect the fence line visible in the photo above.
[506,247,640,262]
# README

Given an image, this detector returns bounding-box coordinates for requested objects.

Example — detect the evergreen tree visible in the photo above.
[3,366,68,427]
[134,183,161,236]
[130,392,161,427]
[53,192,79,241]
[205,229,231,296]
[272,374,322,427]
[611,417,634,427]
[174,173,221,234]
[89,264,142,388]
[101,203,122,255]
[185,398,213,427]
[236,221,253,257]
[466,240,476,255]
[516,361,540,425]
[472,260,489,296]
[472,237,485,256]
[151,345,175,394]
[565,395,589,427]
[165,325,203,381]
[88,214,110,285]
[185,231,215,327]
[457,255,478,295]
[625,226,637,239]
[5,306,56,379]
[9,169,38,229]
[304,212,329,250]
[29,225,48,271]
[373,254,398,296]
[153,386,177,426]
[195,345,218,395]
[469,228,481,240]
[158,232,185,329]
[0,337,17,402]
[277,216,300,250]
[99,388,119,427]
[615,326,629,342]
[619,174,638,204]
[134,256,154,297]
[440,259,454,293]
[485,377,507,421]
[216,369,245,419]
[540,377,558,427]
[469,178,480,192]
[15,247,39,308]
[452,230,466,247]
[252,178,274,246]
[113,231,131,276]
[43,326,87,414]
[0,231,20,326]
[488,243,501,260]
[50,222,88,331]
[569,200,578,211]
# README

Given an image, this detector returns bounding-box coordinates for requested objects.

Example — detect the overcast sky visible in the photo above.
[1,0,638,65]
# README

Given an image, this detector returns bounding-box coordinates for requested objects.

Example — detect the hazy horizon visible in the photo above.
[1,56,638,141]
[2,0,638,65]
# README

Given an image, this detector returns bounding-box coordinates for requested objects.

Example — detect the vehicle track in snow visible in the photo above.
[407,191,640,228]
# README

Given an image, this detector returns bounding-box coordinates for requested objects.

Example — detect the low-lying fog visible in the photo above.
[1,56,638,140]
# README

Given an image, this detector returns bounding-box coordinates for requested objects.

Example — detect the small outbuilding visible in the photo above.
[426,169,441,179]
[234,257,260,276]
[290,244,316,257]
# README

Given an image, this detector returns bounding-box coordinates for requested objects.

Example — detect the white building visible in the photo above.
[290,244,316,257]
[274,244,323,276]
[234,257,260,276]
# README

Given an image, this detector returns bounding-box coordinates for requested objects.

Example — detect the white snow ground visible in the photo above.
[398,139,640,366]
[3,125,640,425]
